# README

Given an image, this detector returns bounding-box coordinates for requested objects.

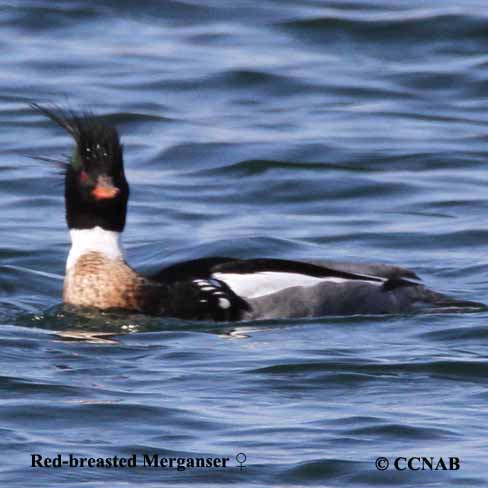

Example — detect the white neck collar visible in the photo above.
[67,227,123,271]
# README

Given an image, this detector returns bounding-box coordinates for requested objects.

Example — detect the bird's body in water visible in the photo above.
[33,104,485,321]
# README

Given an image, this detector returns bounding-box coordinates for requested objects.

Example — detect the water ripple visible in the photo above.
[2,1,488,486]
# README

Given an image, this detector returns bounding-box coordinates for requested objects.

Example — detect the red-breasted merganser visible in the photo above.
[32,104,485,320]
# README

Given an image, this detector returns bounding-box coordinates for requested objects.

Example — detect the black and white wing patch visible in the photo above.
[210,258,416,299]
[152,257,418,312]
[164,278,251,321]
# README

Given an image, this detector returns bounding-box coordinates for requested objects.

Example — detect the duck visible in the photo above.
[32,104,484,321]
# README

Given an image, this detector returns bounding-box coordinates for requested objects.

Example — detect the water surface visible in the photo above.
[2,1,488,486]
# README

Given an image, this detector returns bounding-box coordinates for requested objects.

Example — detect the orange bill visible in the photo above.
[91,178,120,200]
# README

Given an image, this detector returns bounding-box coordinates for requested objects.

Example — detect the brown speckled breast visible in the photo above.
[63,251,150,311]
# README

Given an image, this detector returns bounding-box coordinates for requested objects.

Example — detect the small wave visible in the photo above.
[278,11,488,46]
[347,423,457,440]
[278,458,360,482]
[251,359,488,380]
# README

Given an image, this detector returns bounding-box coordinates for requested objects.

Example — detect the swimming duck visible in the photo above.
[33,104,484,320]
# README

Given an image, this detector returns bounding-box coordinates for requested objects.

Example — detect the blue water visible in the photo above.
[2,0,488,486]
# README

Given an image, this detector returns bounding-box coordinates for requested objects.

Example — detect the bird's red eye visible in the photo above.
[80,171,89,183]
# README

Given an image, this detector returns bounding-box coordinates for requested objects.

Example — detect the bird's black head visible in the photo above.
[33,104,129,232]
